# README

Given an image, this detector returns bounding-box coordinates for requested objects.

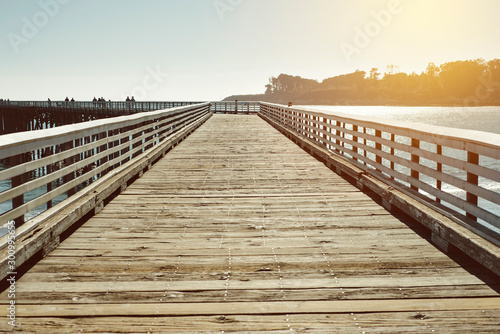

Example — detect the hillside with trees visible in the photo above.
[224,59,500,106]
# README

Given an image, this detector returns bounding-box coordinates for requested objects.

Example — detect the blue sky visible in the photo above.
[1,0,499,101]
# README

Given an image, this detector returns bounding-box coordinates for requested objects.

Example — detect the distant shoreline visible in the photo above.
[223,94,500,108]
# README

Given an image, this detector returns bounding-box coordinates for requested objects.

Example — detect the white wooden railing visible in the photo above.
[0,103,210,227]
[211,101,260,114]
[260,102,500,236]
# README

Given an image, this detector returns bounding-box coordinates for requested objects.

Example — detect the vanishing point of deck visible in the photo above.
[2,114,499,332]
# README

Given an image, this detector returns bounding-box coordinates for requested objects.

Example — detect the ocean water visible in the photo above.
[298,105,500,135]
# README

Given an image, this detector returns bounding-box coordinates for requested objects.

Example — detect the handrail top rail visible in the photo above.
[261,102,500,152]
[0,102,210,151]
[212,101,261,103]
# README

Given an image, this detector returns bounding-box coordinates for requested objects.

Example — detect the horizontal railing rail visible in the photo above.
[0,103,210,228]
[210,101,260,114]
[259,102,500,237]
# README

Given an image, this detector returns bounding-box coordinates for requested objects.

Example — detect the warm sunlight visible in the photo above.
[1,2,500,332]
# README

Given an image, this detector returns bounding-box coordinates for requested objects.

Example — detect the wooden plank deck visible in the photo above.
[2,114,500,333]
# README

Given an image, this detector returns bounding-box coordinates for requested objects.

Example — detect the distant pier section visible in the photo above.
[0,100,206,135]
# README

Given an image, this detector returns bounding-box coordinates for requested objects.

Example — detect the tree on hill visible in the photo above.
[439,59,487,98]
[265,74,319,95]
[321,70,366,89]
[250,58,500,106]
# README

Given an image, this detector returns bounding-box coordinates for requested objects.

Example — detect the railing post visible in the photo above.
[342,123,347,154]
[390,133,395,179]
[313,116,318,140]
[335,121,341,153]
[97,132,108,177]
[363,127,367,165]
[353,125,358,161]
[411,138,420,191]
[327,118,331,149]
[45,147,54,209]
[303,113,307,136]
[132,125,143,159]
[436,145,442,203]
[121,126,131,165]
[467,152,479,221]
[322,118,327,148]
[63,140,75,197]
[375,130,382,170]
[309,115,313,139]
[10,154,24,225]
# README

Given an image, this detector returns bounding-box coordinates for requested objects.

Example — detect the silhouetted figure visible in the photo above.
[93,97,97,103]
[65,97,69,102]
[131,96,135,102]
[288,102,293,107]
[71,98,75,103]
[126,96,130,102]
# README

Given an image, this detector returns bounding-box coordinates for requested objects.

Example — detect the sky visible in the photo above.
[0,0,499,101]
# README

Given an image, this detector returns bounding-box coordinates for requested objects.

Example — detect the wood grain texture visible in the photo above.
[1,114,499,333]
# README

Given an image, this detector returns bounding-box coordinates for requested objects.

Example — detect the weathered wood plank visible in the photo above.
[6,312,500,334]
[11,298,500,317]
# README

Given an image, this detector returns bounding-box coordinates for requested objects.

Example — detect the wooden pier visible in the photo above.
[1,114,499,332]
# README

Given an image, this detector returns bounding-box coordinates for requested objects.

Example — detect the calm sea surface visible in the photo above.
[298,106,500,135]
[1,106,499,236]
